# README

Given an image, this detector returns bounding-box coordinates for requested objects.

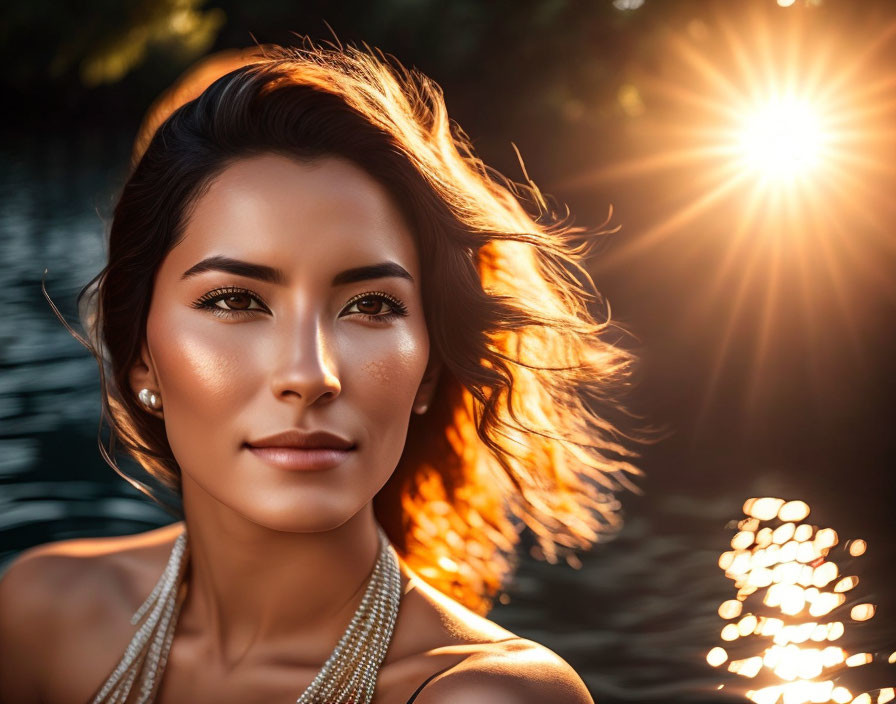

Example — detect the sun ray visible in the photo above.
[814,22,896,102]
[698,185,766,316]
[691,218,767,443]
[599,171,748,270]
[671,32,746,107]
[800,196,869,369]
[559,145,731,185]
[572,3,896,418]
[744,215,784,419]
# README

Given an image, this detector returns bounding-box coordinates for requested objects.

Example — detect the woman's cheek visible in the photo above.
[160,326,251,404]
[367,331,426,383]
[355,338,425,410]
[360,359,394,385]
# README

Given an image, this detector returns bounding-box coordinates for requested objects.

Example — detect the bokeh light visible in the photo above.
[709,497,893,704]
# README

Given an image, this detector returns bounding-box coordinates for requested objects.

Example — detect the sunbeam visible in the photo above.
[559,4,896,430]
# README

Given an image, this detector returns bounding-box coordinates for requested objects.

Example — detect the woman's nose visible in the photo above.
[269,316,342,407]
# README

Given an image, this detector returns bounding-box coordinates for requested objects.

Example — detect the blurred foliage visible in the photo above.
[0,0,700,133]
[4,0,896,175]
[72,0,226,87]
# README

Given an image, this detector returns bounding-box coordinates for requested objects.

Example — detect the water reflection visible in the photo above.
[0,130,176,560]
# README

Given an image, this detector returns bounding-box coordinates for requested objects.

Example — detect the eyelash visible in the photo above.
[190,285,409,323]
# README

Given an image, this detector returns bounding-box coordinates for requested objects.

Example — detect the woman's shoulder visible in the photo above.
[409,637,594,704]
[0,522,184,610]
[0,524,168,631]
[0,523,185,703]
[393,571,594,703]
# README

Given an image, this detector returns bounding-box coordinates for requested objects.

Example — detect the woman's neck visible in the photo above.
[175,473,391,673]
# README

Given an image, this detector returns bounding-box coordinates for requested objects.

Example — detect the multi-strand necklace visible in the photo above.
[90,523,402,704]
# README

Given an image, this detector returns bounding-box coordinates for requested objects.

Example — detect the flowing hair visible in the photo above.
[46,38,664,615]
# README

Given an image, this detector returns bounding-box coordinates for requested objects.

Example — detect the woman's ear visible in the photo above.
[414,351,442,414]
[129,341,164,417]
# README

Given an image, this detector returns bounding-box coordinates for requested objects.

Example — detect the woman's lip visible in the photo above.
[245,445,354,471]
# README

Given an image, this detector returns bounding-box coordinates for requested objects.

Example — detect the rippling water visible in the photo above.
[0,130,177,545]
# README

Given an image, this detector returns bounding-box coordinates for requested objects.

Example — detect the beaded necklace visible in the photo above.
[90,524,402,704]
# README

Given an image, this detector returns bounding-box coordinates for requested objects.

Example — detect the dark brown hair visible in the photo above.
[48,40,662,615]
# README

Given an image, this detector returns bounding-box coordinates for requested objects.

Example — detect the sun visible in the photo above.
[736,95,829,183]
[556,4,896,434]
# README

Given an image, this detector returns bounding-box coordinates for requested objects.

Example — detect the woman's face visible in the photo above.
[130,153,438,532]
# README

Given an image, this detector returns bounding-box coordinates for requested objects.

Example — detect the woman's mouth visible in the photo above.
[244,444,355,471]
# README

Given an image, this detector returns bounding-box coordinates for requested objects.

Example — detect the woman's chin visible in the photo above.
[223,496,367,534]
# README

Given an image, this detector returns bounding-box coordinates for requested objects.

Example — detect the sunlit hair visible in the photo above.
[48,39,663,615]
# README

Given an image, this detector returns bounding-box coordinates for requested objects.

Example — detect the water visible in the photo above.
[0,130,176,550]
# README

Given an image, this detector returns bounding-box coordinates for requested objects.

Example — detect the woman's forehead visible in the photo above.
[163,153,421,285]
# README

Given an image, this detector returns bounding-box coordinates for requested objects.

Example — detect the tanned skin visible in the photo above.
[0,154,594,704]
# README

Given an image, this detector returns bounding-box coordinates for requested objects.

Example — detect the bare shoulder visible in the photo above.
[413,638,595,704]
[0,524,183,703]
[0,538,116,702]
[0,534,125,613]
[0,522,182,618]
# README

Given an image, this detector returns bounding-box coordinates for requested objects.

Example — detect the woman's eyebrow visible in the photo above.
[180,256,414,286]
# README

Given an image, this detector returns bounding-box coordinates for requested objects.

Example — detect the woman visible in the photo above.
[0,40,650,703]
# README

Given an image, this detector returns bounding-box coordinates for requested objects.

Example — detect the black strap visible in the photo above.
[403,637,523,704]
[404,663,457,704]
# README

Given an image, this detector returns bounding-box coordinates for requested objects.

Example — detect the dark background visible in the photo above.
[1,1,894,702]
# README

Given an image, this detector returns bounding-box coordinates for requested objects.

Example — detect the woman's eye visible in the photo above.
[192,287,267,318]
[343,293,409,323]
[191,288,408,323]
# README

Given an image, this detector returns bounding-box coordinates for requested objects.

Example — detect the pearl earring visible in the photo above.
[138,388,163,411]
[415,403,428,414]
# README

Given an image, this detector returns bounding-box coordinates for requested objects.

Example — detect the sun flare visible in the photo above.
[558,5,896,433]
[736,95,829,183]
